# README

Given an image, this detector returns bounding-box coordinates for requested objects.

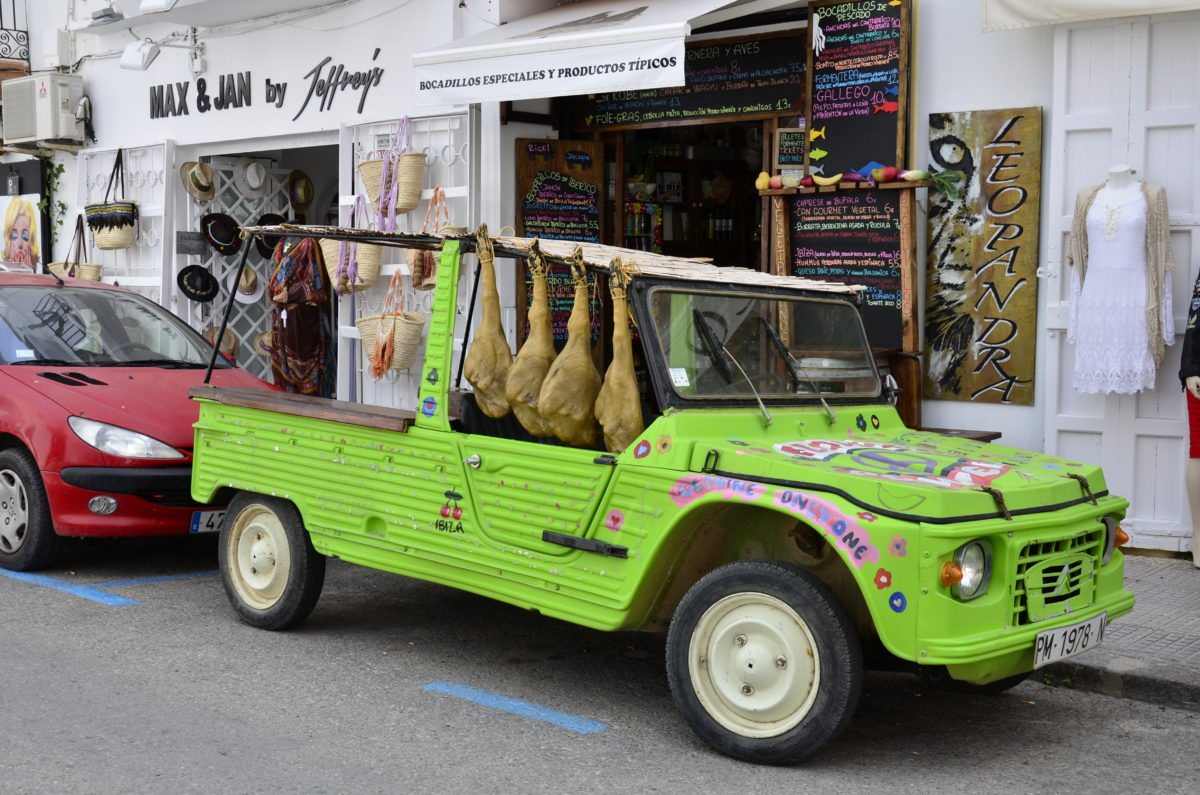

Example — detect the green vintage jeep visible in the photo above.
[190,229,1134,764]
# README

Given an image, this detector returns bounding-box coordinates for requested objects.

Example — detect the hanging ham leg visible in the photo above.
[505,240,556,437]
[539,249,602,448]
[594,259,644,453]
[463,224,512,418]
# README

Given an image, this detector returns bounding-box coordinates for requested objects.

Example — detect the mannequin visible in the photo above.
[1067,165,1175,395]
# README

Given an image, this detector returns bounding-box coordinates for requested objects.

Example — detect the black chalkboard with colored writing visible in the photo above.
[774,128,807,170]
[566,32,804,130]
[805,0,910,178]
[515,138,605,348]
[789,188,902,348]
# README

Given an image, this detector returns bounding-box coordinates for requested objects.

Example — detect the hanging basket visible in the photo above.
[318,238,381,294]
[356,310,426,371]
[84,150,138,250]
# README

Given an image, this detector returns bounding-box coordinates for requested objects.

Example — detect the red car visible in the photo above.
[0,269,272,571]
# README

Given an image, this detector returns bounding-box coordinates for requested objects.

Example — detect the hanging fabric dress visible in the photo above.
[267,237,331,396]
[1068,193,1173,394]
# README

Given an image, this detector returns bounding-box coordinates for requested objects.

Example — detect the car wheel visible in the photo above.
[918,665,1031,695]
[218,493,325,630]
[0,447,60,572]
[666,559,862,764]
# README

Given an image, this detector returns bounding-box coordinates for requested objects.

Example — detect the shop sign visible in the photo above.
[924,107,1043,406]
[148,48,385,122]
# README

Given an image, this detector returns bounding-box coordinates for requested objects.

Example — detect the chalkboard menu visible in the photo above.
[567,32,804,131]
[805,0,910,177]
[774,128,807,170]
[789,189,902,347]
[515,138,605,348]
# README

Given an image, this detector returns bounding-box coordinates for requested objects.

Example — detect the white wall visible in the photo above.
[911,0,1055,452]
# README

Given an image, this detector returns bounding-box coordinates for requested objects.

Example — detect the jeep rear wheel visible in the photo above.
[219,493,325,630]
[666,559,862,764]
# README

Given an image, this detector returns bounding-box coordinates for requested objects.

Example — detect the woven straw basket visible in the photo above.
[47,261,103,281]
[357,152,425,215]
[319,238,381,294]
[93,224,136,250]
[357,310,426,371]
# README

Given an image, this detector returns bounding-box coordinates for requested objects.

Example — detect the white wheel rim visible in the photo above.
[0,468,29,554]
[688,591,820,738]
[226,504,291,610]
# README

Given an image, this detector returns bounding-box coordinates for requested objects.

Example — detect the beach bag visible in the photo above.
[357,116,426,230]
[85,149,139,250]
[318,194,381,295]
[49,215,103,280]
[357,269,426,376]
[407,186,452,291]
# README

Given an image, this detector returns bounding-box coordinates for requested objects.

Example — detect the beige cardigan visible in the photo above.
[1068,181,1174,366]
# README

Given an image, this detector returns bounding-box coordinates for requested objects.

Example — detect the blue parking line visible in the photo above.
[423,681,608,735]
[0,569,139,606]
[97,571,217,589]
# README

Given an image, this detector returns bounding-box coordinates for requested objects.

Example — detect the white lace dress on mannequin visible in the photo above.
[1068,192,1173,394]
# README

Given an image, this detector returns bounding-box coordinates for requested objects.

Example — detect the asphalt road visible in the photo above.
[2,534,1196,794]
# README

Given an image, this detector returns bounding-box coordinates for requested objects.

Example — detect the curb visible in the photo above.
[1041,650,1200,712]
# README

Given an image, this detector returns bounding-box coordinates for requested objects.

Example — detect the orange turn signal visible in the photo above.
[940,561,964,587]
[1115,526,1130,547]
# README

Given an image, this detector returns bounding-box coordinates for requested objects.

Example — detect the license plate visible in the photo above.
[1033,612,1106,668]
[189,510,225,534]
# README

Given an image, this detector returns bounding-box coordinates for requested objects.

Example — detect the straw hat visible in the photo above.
[203,326,239,358]
[288,170,314,212]
[254,330,273,356]
[179,162,214,201]
[229,267,264,304]
[233,158,269,199]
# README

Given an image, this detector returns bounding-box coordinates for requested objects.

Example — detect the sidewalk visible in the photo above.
[1042,552,1200,711]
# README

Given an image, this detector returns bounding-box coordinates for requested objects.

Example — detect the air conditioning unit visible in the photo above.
[1,74,84,146]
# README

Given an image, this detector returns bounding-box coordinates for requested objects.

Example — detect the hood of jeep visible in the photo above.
[689,429,1111,521]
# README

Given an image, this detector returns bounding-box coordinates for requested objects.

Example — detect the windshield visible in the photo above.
[648,287,879,401]
[0,284,227,367]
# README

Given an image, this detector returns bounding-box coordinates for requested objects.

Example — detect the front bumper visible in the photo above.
[46,467,221,538]
[60,466,199,507]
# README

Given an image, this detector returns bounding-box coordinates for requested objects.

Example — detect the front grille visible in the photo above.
[1011,527,1104,625]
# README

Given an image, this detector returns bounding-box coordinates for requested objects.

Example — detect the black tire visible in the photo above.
[218,493,326,630]
[666,559,862,764]
[918,665,1030,695]
[0,447,61,572]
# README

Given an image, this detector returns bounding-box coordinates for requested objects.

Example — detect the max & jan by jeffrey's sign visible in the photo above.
[148,48,384,121]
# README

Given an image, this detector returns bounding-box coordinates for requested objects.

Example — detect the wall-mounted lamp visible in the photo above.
[120,39,160,70]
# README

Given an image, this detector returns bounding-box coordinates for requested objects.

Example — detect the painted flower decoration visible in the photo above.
[874,568,892,590]
[856,511,877,522]
[633,440,651,459]
[655,435,673,454]
[605,509,624,532]
[889,535,908,557]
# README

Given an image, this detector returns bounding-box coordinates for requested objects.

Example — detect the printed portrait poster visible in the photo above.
[924,107,1042,405]
[0,193,43,272]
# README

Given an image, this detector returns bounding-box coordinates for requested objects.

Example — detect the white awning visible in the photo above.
[982,0,1200,31]
[412,0,740,106]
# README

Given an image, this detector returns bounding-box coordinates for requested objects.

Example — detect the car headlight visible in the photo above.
[952,539,993,600]
[68,416,185,460]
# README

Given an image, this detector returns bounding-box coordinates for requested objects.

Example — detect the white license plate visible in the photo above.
[1033,612,1106,668]
[189,510,225,534]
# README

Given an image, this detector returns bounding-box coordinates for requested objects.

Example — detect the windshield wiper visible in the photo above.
[694,309,771,428]
[9,358,81,366]
[757,316,837,426]
[96,359,209,369]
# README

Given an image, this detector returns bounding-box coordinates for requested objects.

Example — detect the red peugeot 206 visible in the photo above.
[0,269,273,571]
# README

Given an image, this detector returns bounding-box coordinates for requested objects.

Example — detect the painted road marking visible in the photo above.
[0,569,216,605]
[423,681,608,735]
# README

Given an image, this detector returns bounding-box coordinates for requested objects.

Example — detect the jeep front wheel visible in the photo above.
[666,559,862,764]
[219,493,325,630]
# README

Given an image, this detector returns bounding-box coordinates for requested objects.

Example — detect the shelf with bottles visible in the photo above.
[623,201,663,253]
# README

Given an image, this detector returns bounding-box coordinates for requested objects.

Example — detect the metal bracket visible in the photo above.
[542,531,628,558]
[702,449,720,474]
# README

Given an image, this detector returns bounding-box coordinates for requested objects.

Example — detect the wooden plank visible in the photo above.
[189,386,415,432]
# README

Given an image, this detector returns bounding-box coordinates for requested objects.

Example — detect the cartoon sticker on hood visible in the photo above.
[773,439,1010,489]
